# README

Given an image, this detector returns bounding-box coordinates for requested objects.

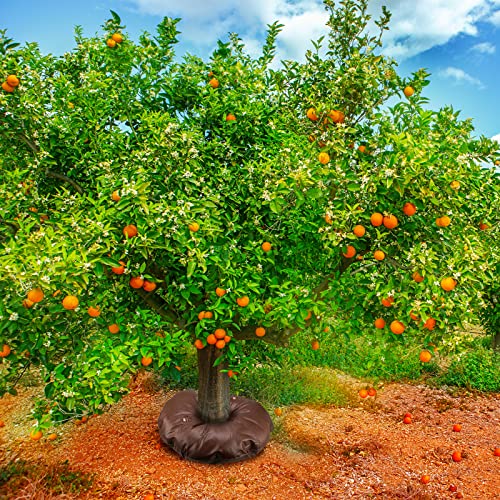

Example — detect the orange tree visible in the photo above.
[0,0,498,430]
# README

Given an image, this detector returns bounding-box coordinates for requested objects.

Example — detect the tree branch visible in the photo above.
[135,287,186,329]
[45,169,84,195]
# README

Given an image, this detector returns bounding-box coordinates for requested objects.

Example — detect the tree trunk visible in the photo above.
[197,345,230,423]
[493,331,500,351]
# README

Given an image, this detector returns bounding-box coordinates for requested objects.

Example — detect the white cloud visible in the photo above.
[471,41,496,53]
[490,10,500,25]
[492,133,500,144]
[439,66,484,88]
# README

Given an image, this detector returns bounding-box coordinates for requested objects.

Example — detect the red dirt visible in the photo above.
[1,375,499,499]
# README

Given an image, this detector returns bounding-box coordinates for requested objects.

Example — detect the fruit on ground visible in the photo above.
[123,224,138,238]
[27,288,44,303]
[374,318,386,329]
[453,424,462,432]
[255,327,266,337]
[62,295,79,310]
[420,475,430,484]
[141,356,153,367]
[48,433,57,441]
[390,321,405,334]
[419,350,432,363]
[0,420,5,427]
[403,416,412,424]
[274,407,283,416]
[404,86,415,97]
[370,212,383,226]
[358,389,368,398]
[367,387,376,397]
[30,430,43,441]
[452,451,462,462]
[493,448,500,457]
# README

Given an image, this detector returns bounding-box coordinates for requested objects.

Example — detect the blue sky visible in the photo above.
[1,0,500,144]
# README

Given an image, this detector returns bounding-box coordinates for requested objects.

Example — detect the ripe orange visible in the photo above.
[410,311,420,321]
[374,318,386,329]
[403,202,416,216]
[87,306,100,317]
[374,250,385,261]
[111,261,126,274]
[493,448,500,457]
[141,356,153,367]
[423,317,436,330]
[274,407,283,416]
[261,241,272,252]
[452,424,462,432]
[383,214,398,229]
[403,86,415,97]
[108,323,120,334]
[0,344,11,358]
[142,280,157,292]
[479,222,489,230]
[23,298,34,308]
[412,271,424,283]
[419,350,432,363]
[129,276,144,289]
[390,320,405,335]
[215,339,226,349]
[358,389,368,398]
[311,340,320,350]
[62,295,79,310]
[436,216,451,227]
[306,107,318,121]
[353,225,365,237]
[226,113,236,121]
[214,328,226,339]
[30,430,43,441]
[111,33,124,43]
[206,334,217,345]
[215,287,226,297]
[144,494,155,500]
[198,311,206,320]
[204,311,213,319]
[6,75,20,87]
[236,296,250,307]
[450,181,460,190]
[451,451,462,462]
[357,145,367,154]
[224,335,231,343]
[367,387,377,397]
[0,420,5,427]
[227,369,237,378]
[194,339,204,350]
[381,296,394,307]
[209,78,219,88]
[188,222,199,232]
[111,190,121,201]
[106,38,117,48]
[318,152,330,164]
[403,416,412,424]
[1,81,14,92]
[370,212,383,227]
[255,327,266,337]
[304,310,312,321]
[343,245,356,258]
[420,475,431,485]
[123,224,138,238]
[441,277,456,291]
[27,288,44,303]
[324,214,333,225]
[327,109,345,123]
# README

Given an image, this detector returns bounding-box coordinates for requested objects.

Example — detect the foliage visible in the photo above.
[0,0,498,427]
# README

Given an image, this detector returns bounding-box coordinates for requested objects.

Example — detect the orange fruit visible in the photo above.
[383,214,398,229]
[353,225,365,237]
[62,295,79,310]
[6,75,20,87]
[0,420,5,427]
[274,407,283,416]
[236,296,250,307]
[48,433,57,441]
[143,280,157,292]
[419,350,432,363]
[209,78,219,88]
[129,276,145,289]
[214,328,226,339]
[224,335,231,343]
[106,38,117,48]
[451,451,462,462]
[441,277,456,291]
[226,113,236,121]
[479,222,489,230]
[206,334,217,345]
[2,81,14,93]
[327,109,345,123]
[27,288,44,303]
[111,261,126,274]
[255,327,266,337]
[367,387,377,397]
[403,86,414,97]
[423,318,436,330]
[381,296,394,307]
[261,241,272,252]
[311,340,320,350]
[306,107,318,121]
[227,370,237,378]
[204,311,213,319]
[318,152,330,164]
[108,323,120,334]
[144,493,155,500]
[420,475,431,485]
[342,245,356,258]
[23,298,34,308]
[215,339,226,349]
[198,311,206,320]
[374,318,386,329]
[374,250,385,261]
[358,389,368,398]
[324,214,333,225]
[0,344,11,358]
[188,222,199,232]
[403,416,412,424]
[493,448,500,457]
[452,424,462,432]
[403,202,416,216]
[123,224,138,238]
[410,311,420,321]
[370,212,383,227]
[141,356,153,367]
[390,320,405,335]
[87,306,100,317]
[194,339,204,350]
[30,430,43,441]
[412,271,424,283]
[436,216,451,227]
[450,181,460,190]
[304,310,312,321]
[112,190,121,201]
[111,33,124,43]
[357,145,367,154]
[215,287,226,297]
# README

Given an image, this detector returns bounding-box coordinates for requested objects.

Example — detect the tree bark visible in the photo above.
[197,345,230,423]
[493,331,500,351]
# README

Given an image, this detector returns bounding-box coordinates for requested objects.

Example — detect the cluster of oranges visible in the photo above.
[358,387,377,398]
[2,74,19,93]
[106,33,124,48]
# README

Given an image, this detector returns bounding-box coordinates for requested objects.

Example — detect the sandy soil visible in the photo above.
[0,374,499,499]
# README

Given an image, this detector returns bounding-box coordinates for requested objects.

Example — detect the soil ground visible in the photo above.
[0,373,499,499]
